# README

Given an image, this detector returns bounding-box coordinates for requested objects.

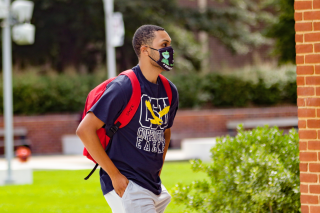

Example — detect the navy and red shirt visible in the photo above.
[89,65,179,195]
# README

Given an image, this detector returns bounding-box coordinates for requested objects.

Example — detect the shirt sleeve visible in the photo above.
[166,83,179,129]
[88,75,132,131]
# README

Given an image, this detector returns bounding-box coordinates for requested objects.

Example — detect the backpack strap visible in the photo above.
[85,70,140,180]
[106,70,141,138]
[159,74,172,106]
[85,71,172,180]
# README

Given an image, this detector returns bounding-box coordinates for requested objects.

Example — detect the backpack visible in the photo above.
[81,69,172,180]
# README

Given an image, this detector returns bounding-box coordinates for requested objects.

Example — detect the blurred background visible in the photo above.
[0,0,300,212]
[0,0,296,154]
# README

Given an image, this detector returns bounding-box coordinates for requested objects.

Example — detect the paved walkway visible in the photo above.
[0,149,188,171]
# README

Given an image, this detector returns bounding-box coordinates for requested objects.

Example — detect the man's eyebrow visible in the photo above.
[162,39,171,42]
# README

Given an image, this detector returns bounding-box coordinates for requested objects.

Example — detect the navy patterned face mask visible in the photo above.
[148,46,174,71]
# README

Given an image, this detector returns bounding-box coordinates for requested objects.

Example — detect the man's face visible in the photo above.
[148,30,172,69]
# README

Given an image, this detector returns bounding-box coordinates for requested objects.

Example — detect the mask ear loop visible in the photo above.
[145,46,159,63]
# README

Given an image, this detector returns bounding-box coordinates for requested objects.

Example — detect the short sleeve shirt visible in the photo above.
[89,65,179,195]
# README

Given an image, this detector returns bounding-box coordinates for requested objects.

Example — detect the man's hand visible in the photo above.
[77,112,127,193]
[159,128,171,176]
[111,173,129,198]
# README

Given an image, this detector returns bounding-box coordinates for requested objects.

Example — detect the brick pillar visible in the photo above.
[295,0,320,212]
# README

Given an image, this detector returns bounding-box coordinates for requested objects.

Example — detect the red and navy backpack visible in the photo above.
[81,70,172,180]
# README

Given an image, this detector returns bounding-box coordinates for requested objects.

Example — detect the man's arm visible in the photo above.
[159,128,171,176]
[76,112,129,197]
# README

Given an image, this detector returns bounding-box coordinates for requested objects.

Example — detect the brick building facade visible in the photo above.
[295,0,320,212]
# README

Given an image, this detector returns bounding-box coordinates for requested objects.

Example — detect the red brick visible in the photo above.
[308,120,320,128]
[300,141,307,150]
[295,12,303,21]
[299,120,307,128]
[295,23,313,32]
[310,163,320,172]
[299,108,316,117]
[305,54,320,63]
[300,163,308,171]
[316,87,320,96]
[296,55,304,64]
[315,43,320,53]
[301,205,309,213]
[310,206,320,213]
[300,152,318,160]
[301,184,309,193]
[298,87,314,96]
[294,1,312,10]
[309,141,320,150]
[316,65,320,74]
[315,22,320,31]
[314,0,320,9]
[305,33,320,42]
[301,194,319,204]
[304,11,320,20]
[310,185,320,194]
[306,98,320,106]
[306,76,320,85]
[297,76,305,85]
[297,66,314,75]
[296,34,304,43]
[298,98,306,106]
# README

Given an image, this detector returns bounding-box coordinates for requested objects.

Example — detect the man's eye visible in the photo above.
[163,43,167,47]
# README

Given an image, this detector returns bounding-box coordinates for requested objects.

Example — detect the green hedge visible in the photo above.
[170,72,297,108]
[0,73,102,114]
[0,71,297,115]
[172,125,300,212]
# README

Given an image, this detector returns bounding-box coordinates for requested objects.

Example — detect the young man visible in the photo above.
[76,25,179,213]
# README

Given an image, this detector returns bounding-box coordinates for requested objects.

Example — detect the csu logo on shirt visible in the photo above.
[139,94,170,130]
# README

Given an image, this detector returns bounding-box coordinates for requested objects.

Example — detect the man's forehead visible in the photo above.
[154,31,171,42]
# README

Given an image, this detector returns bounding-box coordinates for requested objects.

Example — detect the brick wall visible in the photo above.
[295,0,320,212]
[0,106,297,155]
[0,114,80,154]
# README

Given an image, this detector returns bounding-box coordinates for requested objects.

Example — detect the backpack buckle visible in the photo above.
[107,122,121,138]
[109,125,119,134]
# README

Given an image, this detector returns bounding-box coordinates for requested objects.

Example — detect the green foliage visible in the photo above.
[265,0,295,64]
[169,69,297,109]
[172,125,300,212]
[0,72,103,114]
[202,74,252,107]
[5,0,275,72]
[0,68,297,115]
[166,73,204,108]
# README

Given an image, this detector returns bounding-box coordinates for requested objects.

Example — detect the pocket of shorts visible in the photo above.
[116,180,131,199]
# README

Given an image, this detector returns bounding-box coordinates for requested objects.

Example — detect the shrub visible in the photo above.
[0,72,102,115]
[169,73,204,108]
[202,74,252,107]
[0,67,297,115]
[172,125,300,212]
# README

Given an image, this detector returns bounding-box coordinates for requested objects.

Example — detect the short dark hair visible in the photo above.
[132,25,165,57]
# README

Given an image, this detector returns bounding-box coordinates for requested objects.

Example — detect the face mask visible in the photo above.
[148,46,174,71]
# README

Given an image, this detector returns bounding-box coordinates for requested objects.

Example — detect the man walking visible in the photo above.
[76,25,179,213]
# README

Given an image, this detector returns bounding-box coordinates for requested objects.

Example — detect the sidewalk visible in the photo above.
[0,149,188,171]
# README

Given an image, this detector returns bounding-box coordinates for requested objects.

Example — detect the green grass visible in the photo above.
[0,161,208,213]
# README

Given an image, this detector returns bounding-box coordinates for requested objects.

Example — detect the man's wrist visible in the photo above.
[109,169,121,180]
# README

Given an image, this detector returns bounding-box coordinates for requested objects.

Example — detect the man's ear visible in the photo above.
[140,45,149,57]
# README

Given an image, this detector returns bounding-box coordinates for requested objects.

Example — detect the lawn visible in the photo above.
[0,161,208,213]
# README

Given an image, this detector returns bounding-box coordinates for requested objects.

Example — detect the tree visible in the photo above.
[7,0,275,72]
[264,0,295,64]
